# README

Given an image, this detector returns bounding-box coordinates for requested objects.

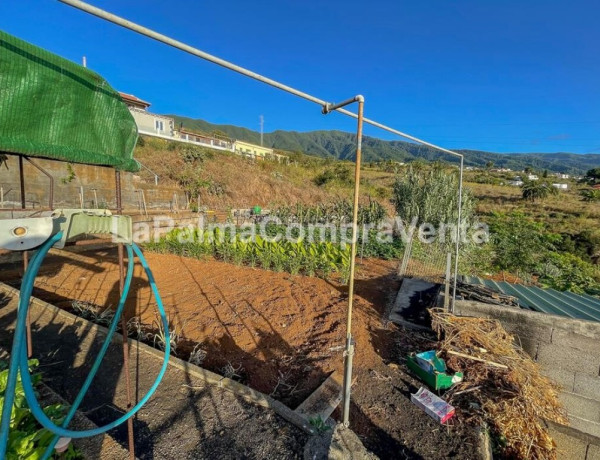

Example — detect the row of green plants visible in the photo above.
[146,227,353,281]
[0,359,82,459]
[145,225,404,281]
[270,198,387,225]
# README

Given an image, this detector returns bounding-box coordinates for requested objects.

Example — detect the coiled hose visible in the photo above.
[0,232,170,459]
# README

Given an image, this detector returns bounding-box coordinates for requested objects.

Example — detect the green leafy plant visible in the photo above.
[60,164,77,185]
[145,226,357,282]
[580,188,600,202]
[0,358,83,459]
[308,416,332,434]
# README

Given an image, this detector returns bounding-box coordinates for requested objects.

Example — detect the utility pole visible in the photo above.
[82,56,87,67]
[259,115,264,146]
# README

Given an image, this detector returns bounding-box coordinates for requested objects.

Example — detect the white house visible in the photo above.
[120,91,289,163]
[552,183,568,190]
[555,173,570,179]
[509,180,524,186]
[527,174,539,181]
[119,92,175,139]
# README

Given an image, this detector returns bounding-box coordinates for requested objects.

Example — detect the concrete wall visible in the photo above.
[129,108,174,137]
[454,300,600,444]
[0,155,185,211]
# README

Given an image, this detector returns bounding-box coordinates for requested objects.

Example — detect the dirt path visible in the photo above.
[0,248,480,459]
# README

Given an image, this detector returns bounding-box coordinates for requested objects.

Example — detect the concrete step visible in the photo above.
[295,371,343,422]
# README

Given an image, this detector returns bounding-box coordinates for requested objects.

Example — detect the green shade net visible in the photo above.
[0,30,139,171]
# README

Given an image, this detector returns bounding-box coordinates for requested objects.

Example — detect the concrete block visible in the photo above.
[570,415,600,439]
[587,443,600,460]
[546,368,576,392]
[537,344,600,377]
[548,425,588,460]
[553,328,600,355]
[560,392,600,423]
[554,320,600,341]
[575,373,600,402]
[515,335,540,358]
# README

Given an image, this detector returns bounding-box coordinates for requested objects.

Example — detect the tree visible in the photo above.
[542,169,548,178]
[585,168,600,183]
[485,160,494,170]
[521,180,557,202]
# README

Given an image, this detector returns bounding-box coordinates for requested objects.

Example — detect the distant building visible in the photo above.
[552,183,568,190]
[176,127,233,152]
[120,92,174,138]
[527,174,539,181]
[509,180,524,186]
[233,140,273,160]
[555,173,570,179]
[120,92,288,163]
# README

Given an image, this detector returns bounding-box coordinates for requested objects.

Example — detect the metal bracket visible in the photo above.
[0,209,132,251]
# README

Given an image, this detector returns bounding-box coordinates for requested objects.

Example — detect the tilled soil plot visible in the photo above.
[1,247,480,459]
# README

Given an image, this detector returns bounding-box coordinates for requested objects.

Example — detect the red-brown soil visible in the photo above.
[0,248,479,458]
[8,249,395,407]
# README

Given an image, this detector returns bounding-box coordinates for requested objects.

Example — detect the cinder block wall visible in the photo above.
[455,300,600,441]
[0,155,184,210]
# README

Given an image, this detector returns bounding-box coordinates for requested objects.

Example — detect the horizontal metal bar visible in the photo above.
[322,96,364,114]
[57,0,463,160]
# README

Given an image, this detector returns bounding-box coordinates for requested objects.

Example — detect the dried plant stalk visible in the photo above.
[430,308,567,460]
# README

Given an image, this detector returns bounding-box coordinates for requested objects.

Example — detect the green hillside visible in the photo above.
[169,115,600,174]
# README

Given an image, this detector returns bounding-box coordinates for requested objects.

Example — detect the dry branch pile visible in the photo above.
[430,309,567,460]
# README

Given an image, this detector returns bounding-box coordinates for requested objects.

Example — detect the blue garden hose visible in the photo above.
[0,233,170,458]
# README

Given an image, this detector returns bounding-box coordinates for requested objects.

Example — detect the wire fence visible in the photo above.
[0,182,188,214]
[399,238,453,284]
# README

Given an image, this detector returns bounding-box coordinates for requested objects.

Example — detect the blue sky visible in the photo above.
[2,0,599,154]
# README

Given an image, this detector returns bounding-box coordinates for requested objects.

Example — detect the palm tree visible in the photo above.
[521,180,558,202]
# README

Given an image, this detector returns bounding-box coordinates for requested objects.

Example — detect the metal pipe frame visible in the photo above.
[58,0,466,425]
[24,157,54,210]
[323,94,364,426]
[115,171,136,459]
[58,0,465,309]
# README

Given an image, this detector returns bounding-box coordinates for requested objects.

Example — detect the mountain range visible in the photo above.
[169,115,600,174]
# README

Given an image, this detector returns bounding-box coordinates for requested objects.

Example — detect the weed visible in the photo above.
[151,313,186,356]
[221,361,244,380]
[188,344,207,366]
[308,416,332,434]
[126,316,150,341]
[71,300,114,326]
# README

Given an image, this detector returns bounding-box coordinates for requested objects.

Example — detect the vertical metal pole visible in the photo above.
[451,157,464,313]
[116,170,135,460]
[444,252,452,311]
[18,156,34,357]
[342,97,364,427]
[19,156,25,209]
[24,157,54,210]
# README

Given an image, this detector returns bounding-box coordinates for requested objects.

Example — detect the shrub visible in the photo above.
[487,211,552,274]
[392,165,475,228]
[313,164,352,186]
